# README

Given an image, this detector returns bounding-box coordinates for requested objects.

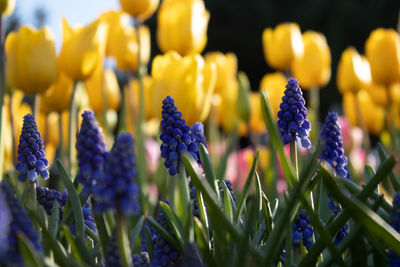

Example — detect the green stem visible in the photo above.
[177,161,191,220]
[68,82,78,173]
[31,94,39,119]
[290,139,298,179]
[116,212,132,267]
[25,181,37,215]
[133,18,147,210]
[118,81,127,134]
[309,86,319,146]
[386,85,396,149]
[0,15,5,177]
[353,92,370,153]
[58,111,65,165]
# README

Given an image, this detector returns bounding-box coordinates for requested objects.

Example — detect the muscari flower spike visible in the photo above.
[76,110,107,195]
[320,112,350,179]
[277,78,311,149]
[36,186,67,215]
[93,133,140,215]
[160,96,206,176]
[16,114,49,183]
[0,186,11,258]
[292,209,314,251]
[151,200,181,267]
[0,182,41,265]
[389,192,400,267]
[321,112,351,244]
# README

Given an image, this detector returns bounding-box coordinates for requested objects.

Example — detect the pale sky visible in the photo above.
[15,0,120,51]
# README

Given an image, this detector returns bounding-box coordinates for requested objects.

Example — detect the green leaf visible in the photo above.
[62,225,84,264]
[237,71,252,122]
[234,151,259,222]
[116,214,133,267]
[262,194,273,235]
[144,225,154,260]
[260,91,296,186]
[57,160,84,240]
[377,142,400,191]
[199,143,219,197]
[217,132,237,180]
[321,166,400,256]
[49,200,60,239]
[91,198,110,258]
[194,218,216,267]
[160,201,184,247]
[221,182,234,222]
[17,232,43,267]
[130,215,144,251]
[146,216,180,250]
[177,162,191,224]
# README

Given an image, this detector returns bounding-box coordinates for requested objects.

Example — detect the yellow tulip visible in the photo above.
[0,0,15,16]
[259,72,287,119]
[5,26,57,95]
[37,112,59,164]
[337,47,371,93]
[40,69,74,114]
[151,51,216,125]
[59,18,108,81]
[204,52,238,94]
[85,65,121,114]
[248,92,266,134]
[366,82,400,107]
[292,31,331,89]
[213,80,240,133]
[262,23,304,70]
[2,95,13,173]
[343,90,384,135]
[108,25,150,71]
[119,0,159,21]
[99,10,131,56]
[365,28,400,85]
[157,0,210,55]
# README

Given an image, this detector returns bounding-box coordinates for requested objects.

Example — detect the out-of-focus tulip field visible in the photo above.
[2,0,400,266]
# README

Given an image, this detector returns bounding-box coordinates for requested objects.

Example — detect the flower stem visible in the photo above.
[116,212,133,267]
[309,86,319,148]
[353,92,370,153]
[290,139,298,179]
[31,94,39,119]
[133,18,147,210]
[9,92,16,165]
[386,85,396,149]
[68,82,78,173]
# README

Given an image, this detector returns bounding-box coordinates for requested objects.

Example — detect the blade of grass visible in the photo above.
[199,143,219,197]
[130,215,144,251]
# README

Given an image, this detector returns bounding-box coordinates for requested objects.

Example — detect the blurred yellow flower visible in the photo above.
[365,82,400,107]
[119,0,159,21]
[0,0,14,16]
[40,68,74,114]
[343,90,384,135]
[337,47,371,93]
[249,92,266,134]
[126,75,154,120]
[5,26,57,95]
[37,112,59,164]
[213,81,240,133]
[262,22,304,70]
[157,0,210,55]
[259,72,287,119]
[292,31,331,89]
[85,65,121,114]
[365,28,400,85]
[151,51,216,125]
[204,52,238,94]
[99,11,130,55]
[59,18,108,81]
[108,25,150,71]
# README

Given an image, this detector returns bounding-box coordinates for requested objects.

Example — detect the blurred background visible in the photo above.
[13,0,400,118]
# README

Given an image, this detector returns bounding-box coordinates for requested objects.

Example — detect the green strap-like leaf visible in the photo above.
[17,232,44,267]
[57,160,84,240]
[130,215,144,251]
[49,200,60,239]
[199,143,219,197]
[145,216,180,250]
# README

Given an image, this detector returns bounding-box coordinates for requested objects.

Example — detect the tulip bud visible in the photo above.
[119,0,159,21]
[337,47,371,93]
[5,26,57,95]
[237,72,251,123]
[204,52,237,94]
[292,31,331,89]
[0,0,14,16]
[151,51,216,125]
[85,66,121,115]
[365,28,400,85]
[59,18,108,81]
[157,0,210,55]
[262,22,304,70]
[259,72,287,119]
